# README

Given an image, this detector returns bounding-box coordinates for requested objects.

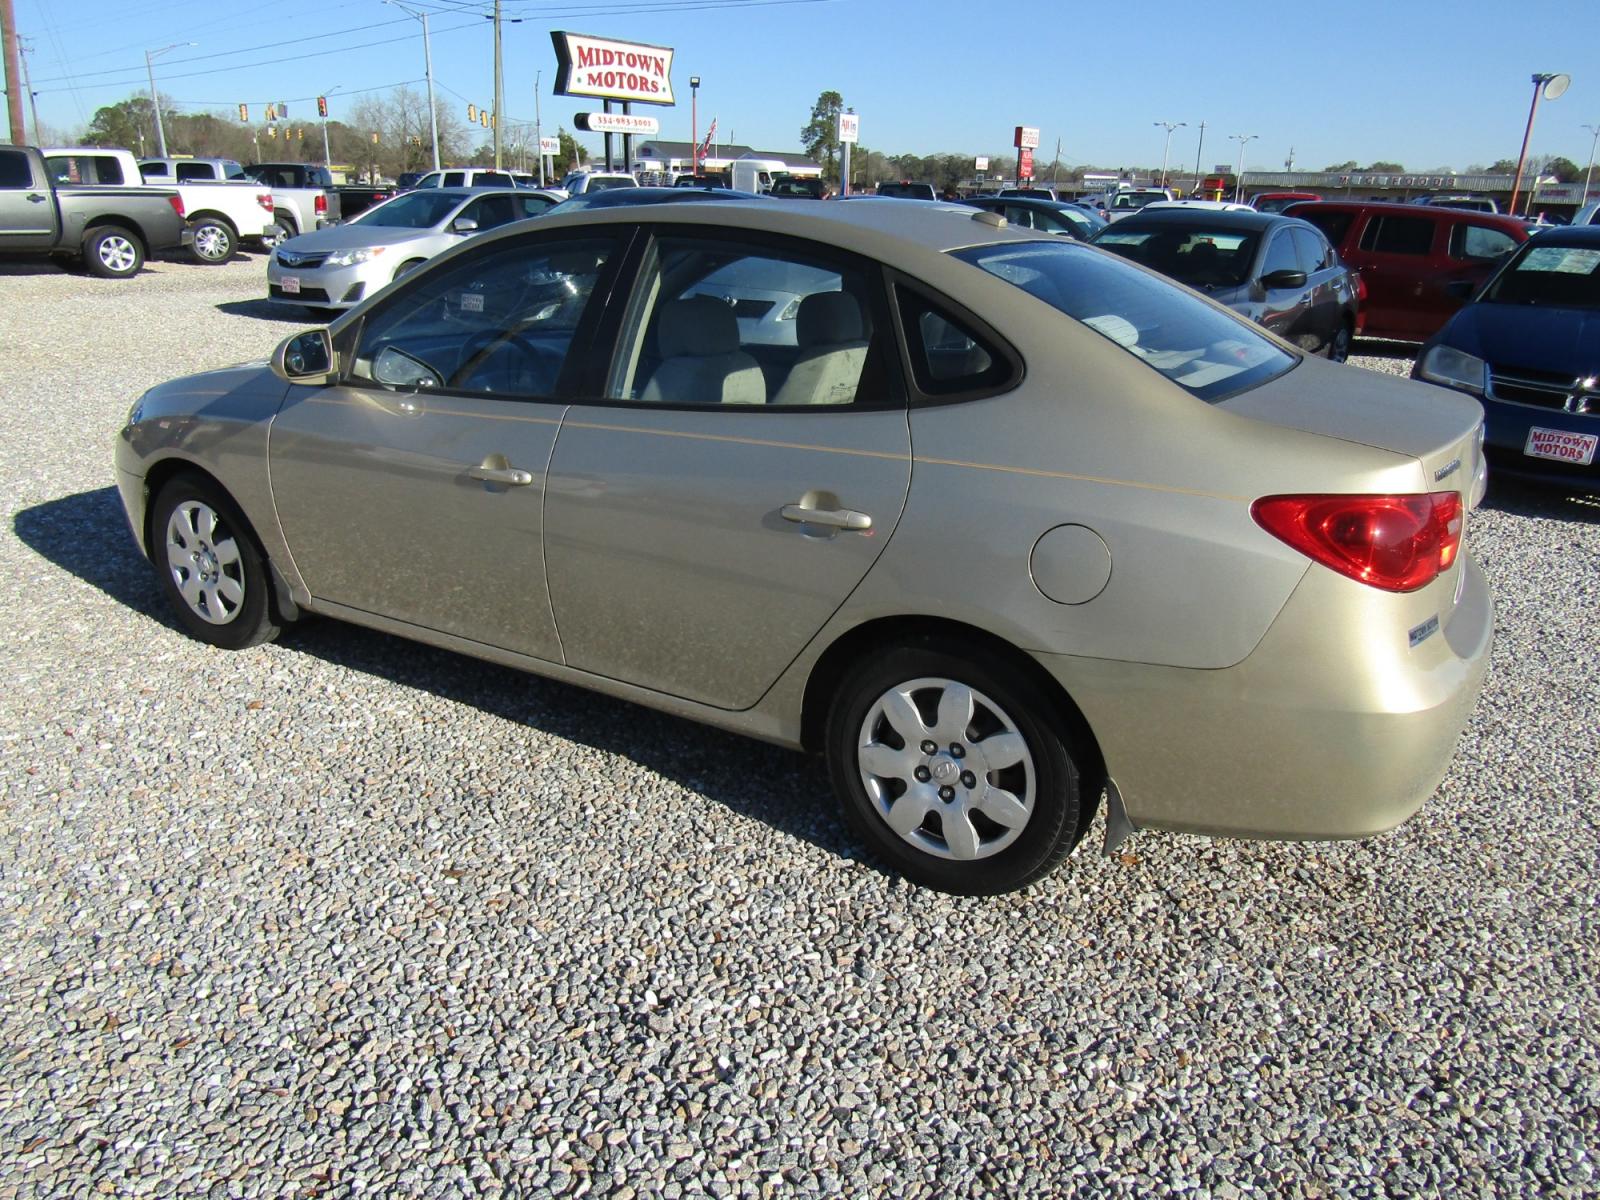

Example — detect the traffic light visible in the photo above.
[267,125,277,139]
[479,110,488,128]
[296,127,303,140]
[317,95,328,118]
[467,103,476,122]
[238,103,248,122]
[266,103,276,121]
[278,101,288,117]
[371,132,379,144]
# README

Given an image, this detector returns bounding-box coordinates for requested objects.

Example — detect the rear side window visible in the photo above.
[0,149,32,188]
[476,172,514,188]
[1360,215,1435,256]
[443,172,465,187]
[1449,224,1518,262]
[176,162,213,182]
[896,289,1012,396]
[954,240,1295,402]
[1293,208,1354,246]
[46,155,124,185]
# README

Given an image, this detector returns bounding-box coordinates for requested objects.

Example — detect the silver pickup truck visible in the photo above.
[0,145,190,277]
[242,163,341,245]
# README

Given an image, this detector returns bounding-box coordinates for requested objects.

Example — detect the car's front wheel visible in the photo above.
[1325,322,1353,364]
[190,217,237,264]
[826,642,1089,894]
[260,221,292,251]
[150,475,280,650]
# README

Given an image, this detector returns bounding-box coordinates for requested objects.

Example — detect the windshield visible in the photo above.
[1092,226,1259,288]
[352,192,462,228]
[953,241,1295,402]
[1110,192,1164,211]
[1482,243,1600,309]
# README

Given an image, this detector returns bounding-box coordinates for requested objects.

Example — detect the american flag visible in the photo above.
[699,117,717,158]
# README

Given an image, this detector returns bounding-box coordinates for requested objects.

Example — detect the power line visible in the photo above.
[170,78,426,108]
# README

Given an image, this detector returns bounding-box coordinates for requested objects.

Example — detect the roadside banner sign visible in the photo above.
[839,112,860,144]
[540,136,561,156]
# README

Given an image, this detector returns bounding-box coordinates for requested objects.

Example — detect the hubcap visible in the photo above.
[164,501,245,625]
[100,236,136,272]
[856,677,1036,862]
[195,225,229,259]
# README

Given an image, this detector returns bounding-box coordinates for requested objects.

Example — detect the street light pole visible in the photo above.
[144,42,194,158]
[1574,122,1600,209]
[1192,121,1207,194]
[387,1,440,170]
[1229,133,1258,203]
[1154,120,1185,189]
[690,76,700,175]
[1510,72,1569,216]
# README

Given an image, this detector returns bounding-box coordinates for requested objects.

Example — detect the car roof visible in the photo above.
[1296,199,1524,227]
[554,186,764,209]
[1521,224,1600,248]
[1098,208,1289,233]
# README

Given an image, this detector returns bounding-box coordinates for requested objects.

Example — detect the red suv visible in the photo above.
[1284,201,1527,341]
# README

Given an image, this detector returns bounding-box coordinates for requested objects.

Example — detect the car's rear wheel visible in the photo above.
[826,642,1087,894]
[1325,322,1353,363]
[190,217,237,264]
[82,227,143,278]
[150,475,280,650]
[261,221,292,250]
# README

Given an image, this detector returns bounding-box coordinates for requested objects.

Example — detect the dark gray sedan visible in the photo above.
[1092,209,1361,361]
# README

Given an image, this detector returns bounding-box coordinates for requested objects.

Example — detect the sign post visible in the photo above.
[838,109,859,196]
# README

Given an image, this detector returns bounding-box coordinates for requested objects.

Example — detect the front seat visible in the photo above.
[640,296,766,405]
[773,292,870,406]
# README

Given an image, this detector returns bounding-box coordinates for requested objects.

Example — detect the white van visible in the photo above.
[729,158,788,194]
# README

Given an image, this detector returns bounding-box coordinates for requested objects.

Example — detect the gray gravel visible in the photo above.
[2,259,1597,1199]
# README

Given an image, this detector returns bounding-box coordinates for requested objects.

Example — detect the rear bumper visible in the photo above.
[1042,554,1493,840]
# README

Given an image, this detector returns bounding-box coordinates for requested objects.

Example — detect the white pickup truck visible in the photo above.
[43,147,275,263]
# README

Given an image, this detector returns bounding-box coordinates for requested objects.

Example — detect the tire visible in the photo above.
[261,221,292,250]
[826,640,1088,895]
[393,258,425,283]
[190,217,237,264]
[1324,322,1353,364]
[149,475,281,650]
[82,226,144,278]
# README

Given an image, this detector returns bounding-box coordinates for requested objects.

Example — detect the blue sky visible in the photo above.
[17,0,1600,172]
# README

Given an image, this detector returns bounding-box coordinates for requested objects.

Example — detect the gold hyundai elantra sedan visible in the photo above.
[115,199,1492,894]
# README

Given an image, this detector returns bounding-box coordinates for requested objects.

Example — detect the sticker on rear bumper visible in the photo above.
[1524,427,1598,466]
[1409,613,1440,649]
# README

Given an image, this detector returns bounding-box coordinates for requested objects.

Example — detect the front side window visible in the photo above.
[1261,231,1299,277]
[0,149,32,189]
[1291,228,1331,273]
[458,192,522,231]
[1360,215,1435,256]
[350,235,618,399]
[413,173,442,189]
[352,192,462,229]
[607,236,889,408]
[954,240,1295,402]
[1449,224,1518,262]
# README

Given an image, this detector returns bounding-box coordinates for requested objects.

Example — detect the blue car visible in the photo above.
[1413,226,1600,491]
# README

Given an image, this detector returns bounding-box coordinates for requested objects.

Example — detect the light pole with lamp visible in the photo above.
[1509,72,1569,216]
[1154,121,1185,189]
[318,86,341,167]
[385,0,440,169]
[1229,133,1258,202]
[144,42,194,157]
[690,76,700,176]
[1581,123,1600,209]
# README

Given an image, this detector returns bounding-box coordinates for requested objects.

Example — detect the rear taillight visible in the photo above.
[1252,492,1463,593]
[166,194,185,220]
[314,194,327,215]
[257,192,274,213]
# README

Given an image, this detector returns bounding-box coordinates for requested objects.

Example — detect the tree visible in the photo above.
[1542,156,1581,183]
[800,90,843,180]
[1362,161,1404,173]
[1324,160,1358,172]
[1486,159,1519,175]
[85,97,167,154]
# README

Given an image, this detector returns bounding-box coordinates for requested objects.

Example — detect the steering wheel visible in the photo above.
[446,328,560,392]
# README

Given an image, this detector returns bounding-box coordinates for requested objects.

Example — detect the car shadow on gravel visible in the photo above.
[215,299,310,324]
[14,486,866,870]
[1350,338,1418,361]
[1483,478,1600,524]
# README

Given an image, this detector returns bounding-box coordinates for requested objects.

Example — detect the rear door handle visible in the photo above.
[468,455,533,486]
[781,503,872,531]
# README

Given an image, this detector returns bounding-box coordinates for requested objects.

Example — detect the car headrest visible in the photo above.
[658,295,740,357]
[797,292,864,348]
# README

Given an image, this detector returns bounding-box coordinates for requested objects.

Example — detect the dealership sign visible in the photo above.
[838,112,859,144]
[576,111,661,136]
[539,137,561,156]
[1014,125,1040,149]
[551,31,676,106]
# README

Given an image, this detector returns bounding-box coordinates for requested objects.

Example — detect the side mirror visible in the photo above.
[451,216,479,234]
[270,328,336,385]
[1260,269,1308,290]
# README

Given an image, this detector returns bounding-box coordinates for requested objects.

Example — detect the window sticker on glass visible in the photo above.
[1520,247,1600,275]
[460,292,485,313]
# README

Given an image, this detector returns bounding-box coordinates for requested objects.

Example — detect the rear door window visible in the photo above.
[1449,224,1518,262]
[1360,215,1435,256]
[443,172,465,187]
[176,162,214,182]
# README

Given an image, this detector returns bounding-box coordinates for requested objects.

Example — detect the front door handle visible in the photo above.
[26,193,46,203]
[467,454,533,486]
[781,502,872,531]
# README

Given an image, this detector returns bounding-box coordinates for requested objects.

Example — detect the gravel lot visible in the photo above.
[2,255,1597,1200]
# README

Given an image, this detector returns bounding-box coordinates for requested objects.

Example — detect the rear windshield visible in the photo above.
[1482,243,1600,309]
[952,241,1295,402]
[1093,225,1260,288]
[352,192,461,228]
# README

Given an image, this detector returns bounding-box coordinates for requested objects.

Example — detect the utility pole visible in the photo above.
[534,70,544,185]
[388,2,440,170]
[1582,123,1600,209]
[18,35,39,145]
[1192,121,1207,193]
[144,43,193,158]
[492,0,504,168]
[2,0,27,144]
